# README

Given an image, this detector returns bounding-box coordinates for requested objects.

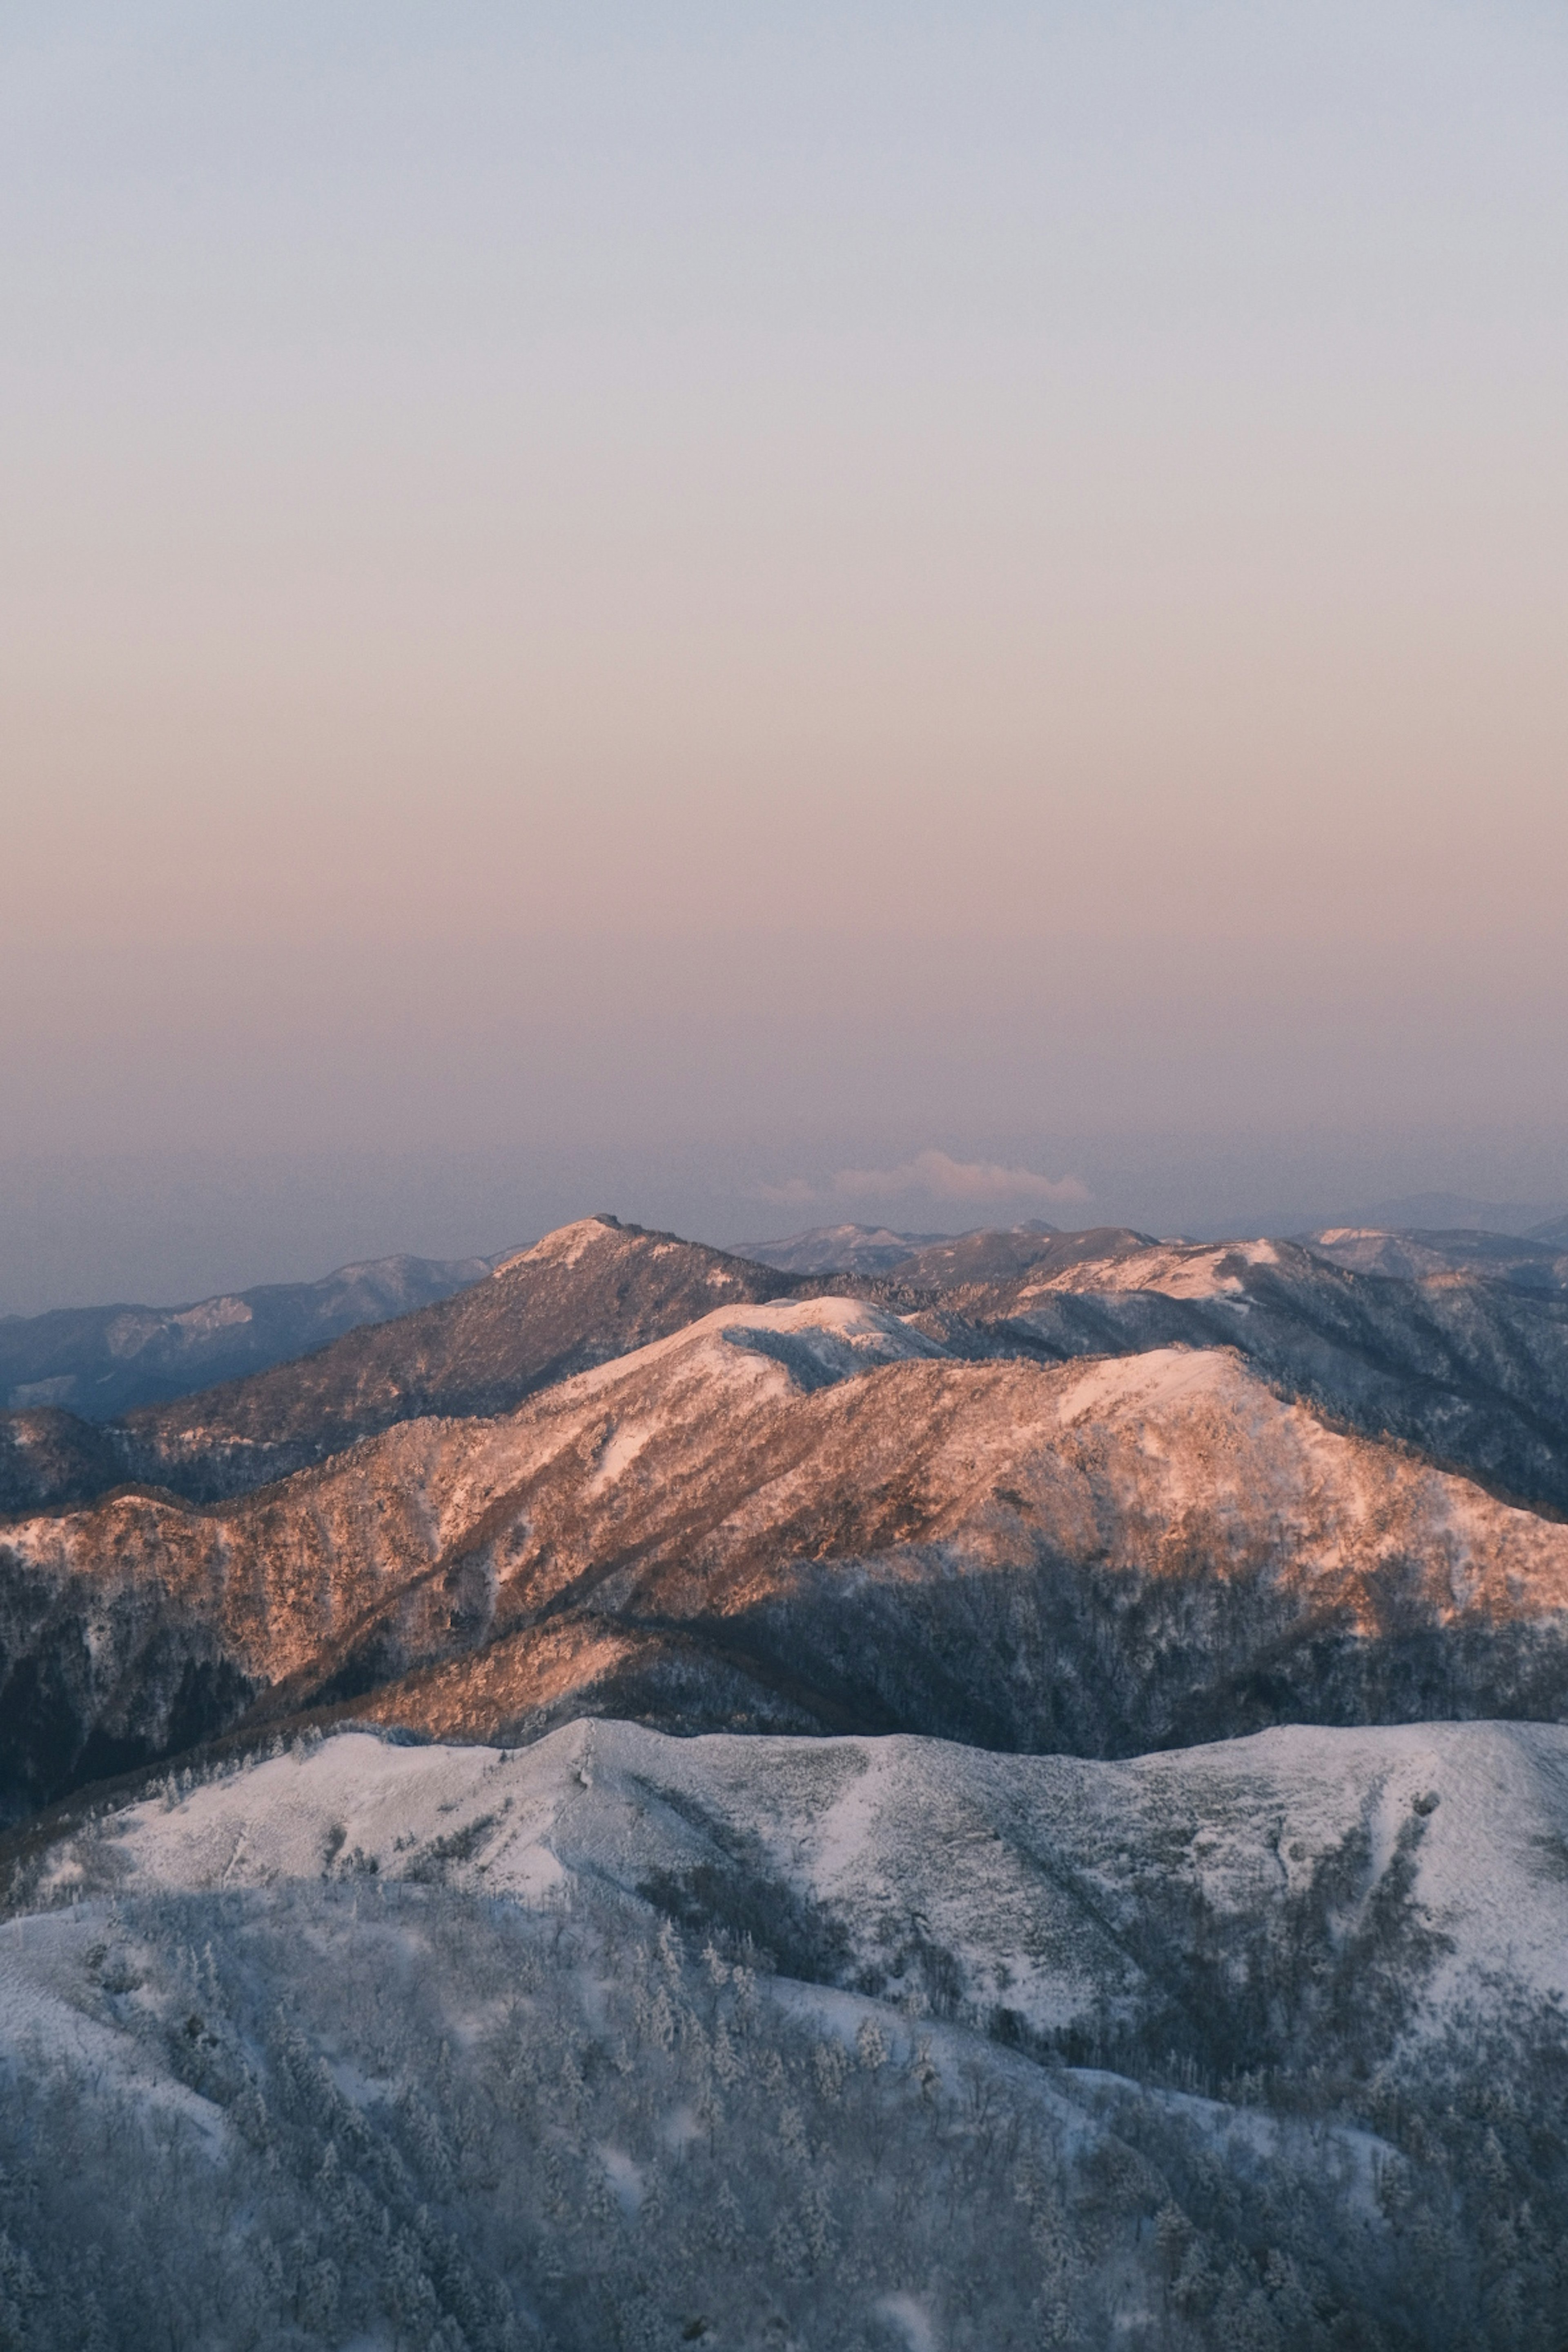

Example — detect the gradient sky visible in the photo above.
[4,2,1567,1310]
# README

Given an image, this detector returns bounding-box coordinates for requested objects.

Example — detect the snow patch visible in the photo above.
[493,1218,621,1276]
[1054,1346,1236,1423]
[877,2292,938,2352]
[591,1421,654,1490]
[561,1294,949,1410]
[597,2145,645,2214]
[1022,1238,1283,1302]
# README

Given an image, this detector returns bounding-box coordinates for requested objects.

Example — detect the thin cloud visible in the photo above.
[835,1150,1089,1205]
[754,1151,1089,1209]
[752,1175,818,1206]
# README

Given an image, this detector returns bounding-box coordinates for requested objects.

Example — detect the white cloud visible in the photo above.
[753,1150,1089,1209]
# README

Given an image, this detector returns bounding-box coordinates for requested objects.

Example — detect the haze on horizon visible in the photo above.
[3,1,1566,1313]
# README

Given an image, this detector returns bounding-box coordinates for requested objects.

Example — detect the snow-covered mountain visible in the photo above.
[0,1249,494,1420]
[44,1715,1568,2053]
[7,1209,1568,2346]
[4,1715,1566,2349]
[8,1289,1568,1816]
[1303,1225,1568,1291]
[954,1233,1568,1516]
[0,1216,812,1515]
[10,1215,1568,1532]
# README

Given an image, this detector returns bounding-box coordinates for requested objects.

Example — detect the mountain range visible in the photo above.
[1303,1225,1568,1289]
[4,1203,1568,2348]
[0,1248,494,1419]
[749,1212,1568,1290]
[6,1214,1568,1822]
[13,1212,1568,1525]
[0,1218,806,1515]
[1361,1191,1568,1237]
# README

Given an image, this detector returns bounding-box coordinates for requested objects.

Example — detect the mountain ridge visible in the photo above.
[9,1711,1568,2350]
[1303,1224,1568,1291]
[10,1213,1568,1527]
[0,1216,825,1515]
[8,1292,1568,1819]
[0,1248,496,1419]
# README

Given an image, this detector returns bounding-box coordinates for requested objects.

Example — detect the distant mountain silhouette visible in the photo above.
[1365,1191,1566,1236]
[1305,1225,1568,1291]
[0,1250,494,1420]
[736,1223,953,1274]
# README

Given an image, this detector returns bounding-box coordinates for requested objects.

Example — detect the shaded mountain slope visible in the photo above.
[1304,1225,1568,1291]
[0,1300,940,1810]
[0,1250,493,1419]
[8,1296,1568,1816]
[112,1215,810,1501]
[0,1409,129,1521]
[341,1334,1568,1758]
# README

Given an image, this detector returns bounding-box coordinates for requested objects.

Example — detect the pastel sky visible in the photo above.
[3,2,1566,1309]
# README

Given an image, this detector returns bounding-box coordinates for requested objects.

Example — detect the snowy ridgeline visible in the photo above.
[4,1719,1568,2351]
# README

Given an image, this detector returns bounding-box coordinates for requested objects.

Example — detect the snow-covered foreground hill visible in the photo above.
[36,1717,1568,2044]
[4,1719,1567,2350]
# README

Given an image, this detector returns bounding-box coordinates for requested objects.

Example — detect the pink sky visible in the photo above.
[3,2,1565,1305]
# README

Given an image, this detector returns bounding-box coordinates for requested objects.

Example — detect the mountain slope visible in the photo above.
[736,1222,953,1274]
[7,1716,1568,2351]
[1304,1225,1568,1291]
[111,1215,807,1501]
[42,1714,1568,2060]
[955,1236,1568,1517]
[0,1217,811,1515]
[737,1220,1147,1286]
[0,1298,940,1809]
[0,1408,129,1521]
[339,1333,1568,1757]
[0,1250,494,1418]
[888,1222,1145,1287]
[8,1295,1568,1815]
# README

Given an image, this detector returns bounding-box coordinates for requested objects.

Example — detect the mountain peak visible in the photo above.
[492,1215,630,1277]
